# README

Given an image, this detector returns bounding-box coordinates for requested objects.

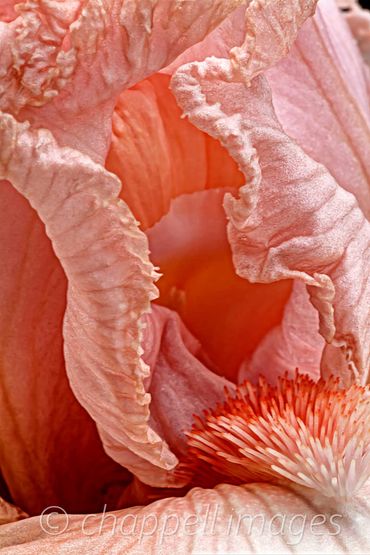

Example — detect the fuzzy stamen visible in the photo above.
[181,371,370,501]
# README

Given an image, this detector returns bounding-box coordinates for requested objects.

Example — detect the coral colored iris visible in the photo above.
[0,0,370,553]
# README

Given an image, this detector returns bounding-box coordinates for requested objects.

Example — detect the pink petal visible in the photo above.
[106,73,243,229]
[165,0,318,76]
[0,0,266,490]
[0,181,130,515]
[1,0,247,162]
[0,482,369,553]
[0,114,186,488]
[0,0,249,493]
[172,59,370,386]
[267,0,370,217]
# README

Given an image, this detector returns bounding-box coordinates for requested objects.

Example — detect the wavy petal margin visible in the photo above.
[0,114,182,484]
[1,0,247,161]
[0,182,131,515]
[0,482,369,554]
[171,57,370,386]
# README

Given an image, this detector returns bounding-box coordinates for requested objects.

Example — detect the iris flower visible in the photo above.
[0,0,369,553]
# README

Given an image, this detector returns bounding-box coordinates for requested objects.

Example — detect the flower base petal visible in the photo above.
[1,481,369,554]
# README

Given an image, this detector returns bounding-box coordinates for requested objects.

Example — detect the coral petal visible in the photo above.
[106,73,243,229]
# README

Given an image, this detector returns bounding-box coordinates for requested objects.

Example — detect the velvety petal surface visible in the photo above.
[267,0,370,218]
[172,58,370,386]
[0,482,369,554]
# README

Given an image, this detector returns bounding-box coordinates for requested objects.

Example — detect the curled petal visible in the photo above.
[0,0,257,489]
[0,113,178,485]
[0,0,247,161]
[0,482,369,554]
[171,59,370,385]
[230,0,319,82]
